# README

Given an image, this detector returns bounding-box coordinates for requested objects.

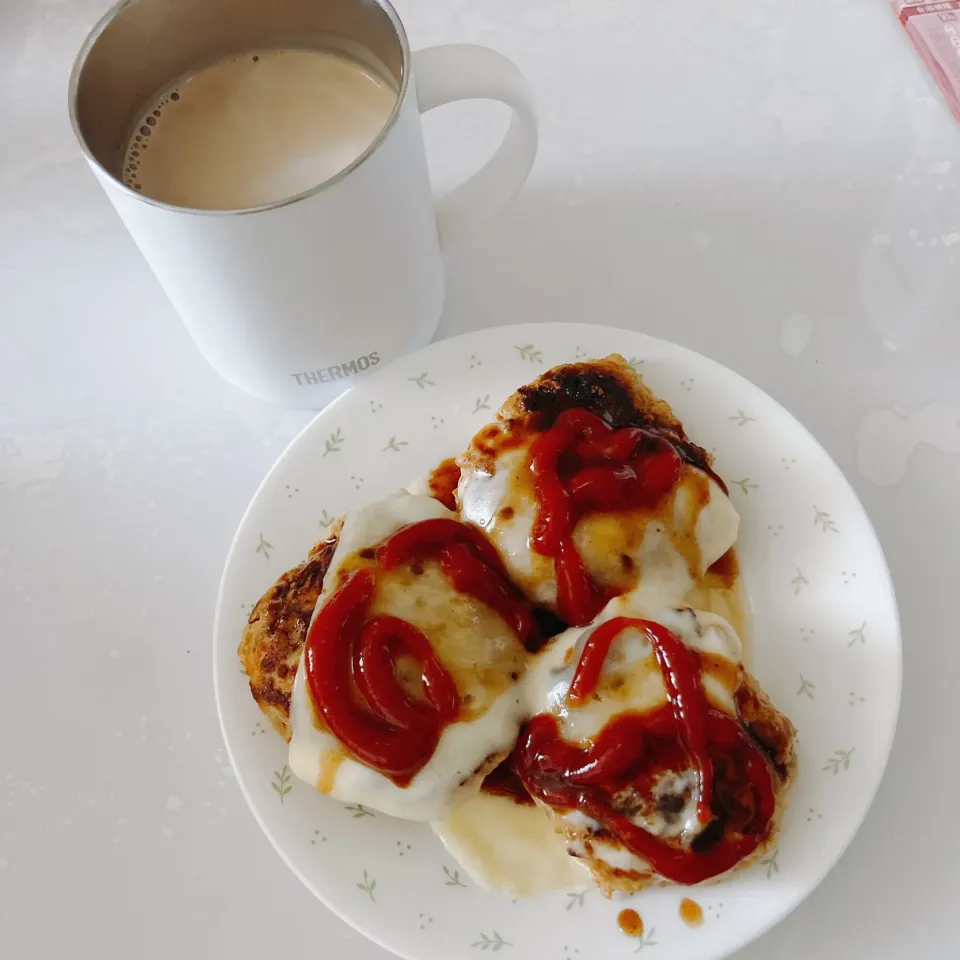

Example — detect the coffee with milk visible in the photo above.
[122,48,396,210]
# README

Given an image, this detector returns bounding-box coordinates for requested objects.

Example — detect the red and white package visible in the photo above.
[894,1,960,122]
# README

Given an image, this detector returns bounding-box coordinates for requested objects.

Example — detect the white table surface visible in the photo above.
[2,0,958,956]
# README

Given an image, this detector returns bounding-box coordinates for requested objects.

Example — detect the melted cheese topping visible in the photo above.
[686,562,751,665]
[288,492,530,821]
[432,793,590,895]
[458,447,739,611]
[521,596,743,744]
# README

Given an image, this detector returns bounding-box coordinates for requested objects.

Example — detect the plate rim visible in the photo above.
[213,321,902,960]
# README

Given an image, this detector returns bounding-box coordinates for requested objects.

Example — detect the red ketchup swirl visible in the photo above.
[514,618,777,885]
[304,518,535,785]
[528,410,683,626]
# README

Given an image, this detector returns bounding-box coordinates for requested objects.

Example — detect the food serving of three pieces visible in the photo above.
[238,354,796,915]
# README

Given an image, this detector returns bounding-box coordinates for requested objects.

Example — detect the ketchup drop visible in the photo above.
[617,909,644,937]
[679,898,704,927]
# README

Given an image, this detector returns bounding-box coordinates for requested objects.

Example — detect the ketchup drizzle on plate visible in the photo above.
[304,518,534,785]
[514,617,777,885]
[528,409,683,625]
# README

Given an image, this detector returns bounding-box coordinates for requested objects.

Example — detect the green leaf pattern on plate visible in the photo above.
[514,344,542,363]
[823,748,855,774]
[730,478,758,495]
[444,866,467,887]
[272,765,292,803]
[813,506,838,532]
[357,870,377,901]
[255,533,273,560]
[634,928,658,952]
[565,891,588,910]
[323,428,344,456]
[471,932,511,951]
[383,437,409,452]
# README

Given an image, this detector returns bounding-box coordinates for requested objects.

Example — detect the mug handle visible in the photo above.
[412,44,538,244]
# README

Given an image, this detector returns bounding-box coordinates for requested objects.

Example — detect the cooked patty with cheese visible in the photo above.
[458,355,739,618]
[287,493,534,820]
[515,593,795,894]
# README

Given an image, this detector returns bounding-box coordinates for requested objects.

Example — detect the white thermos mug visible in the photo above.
[69,0,537,407]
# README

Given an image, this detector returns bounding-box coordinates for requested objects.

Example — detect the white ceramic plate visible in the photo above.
[214,323,900,960]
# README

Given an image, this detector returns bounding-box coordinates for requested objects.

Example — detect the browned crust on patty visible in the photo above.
[548,669,796,897]
[736,672,796,782]
[238,525,340,741]
[459,355,718,487]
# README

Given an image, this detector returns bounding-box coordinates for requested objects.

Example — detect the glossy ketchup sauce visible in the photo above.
[528,409,683,625]
[304,518,534,785]
[514,617,777,885]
